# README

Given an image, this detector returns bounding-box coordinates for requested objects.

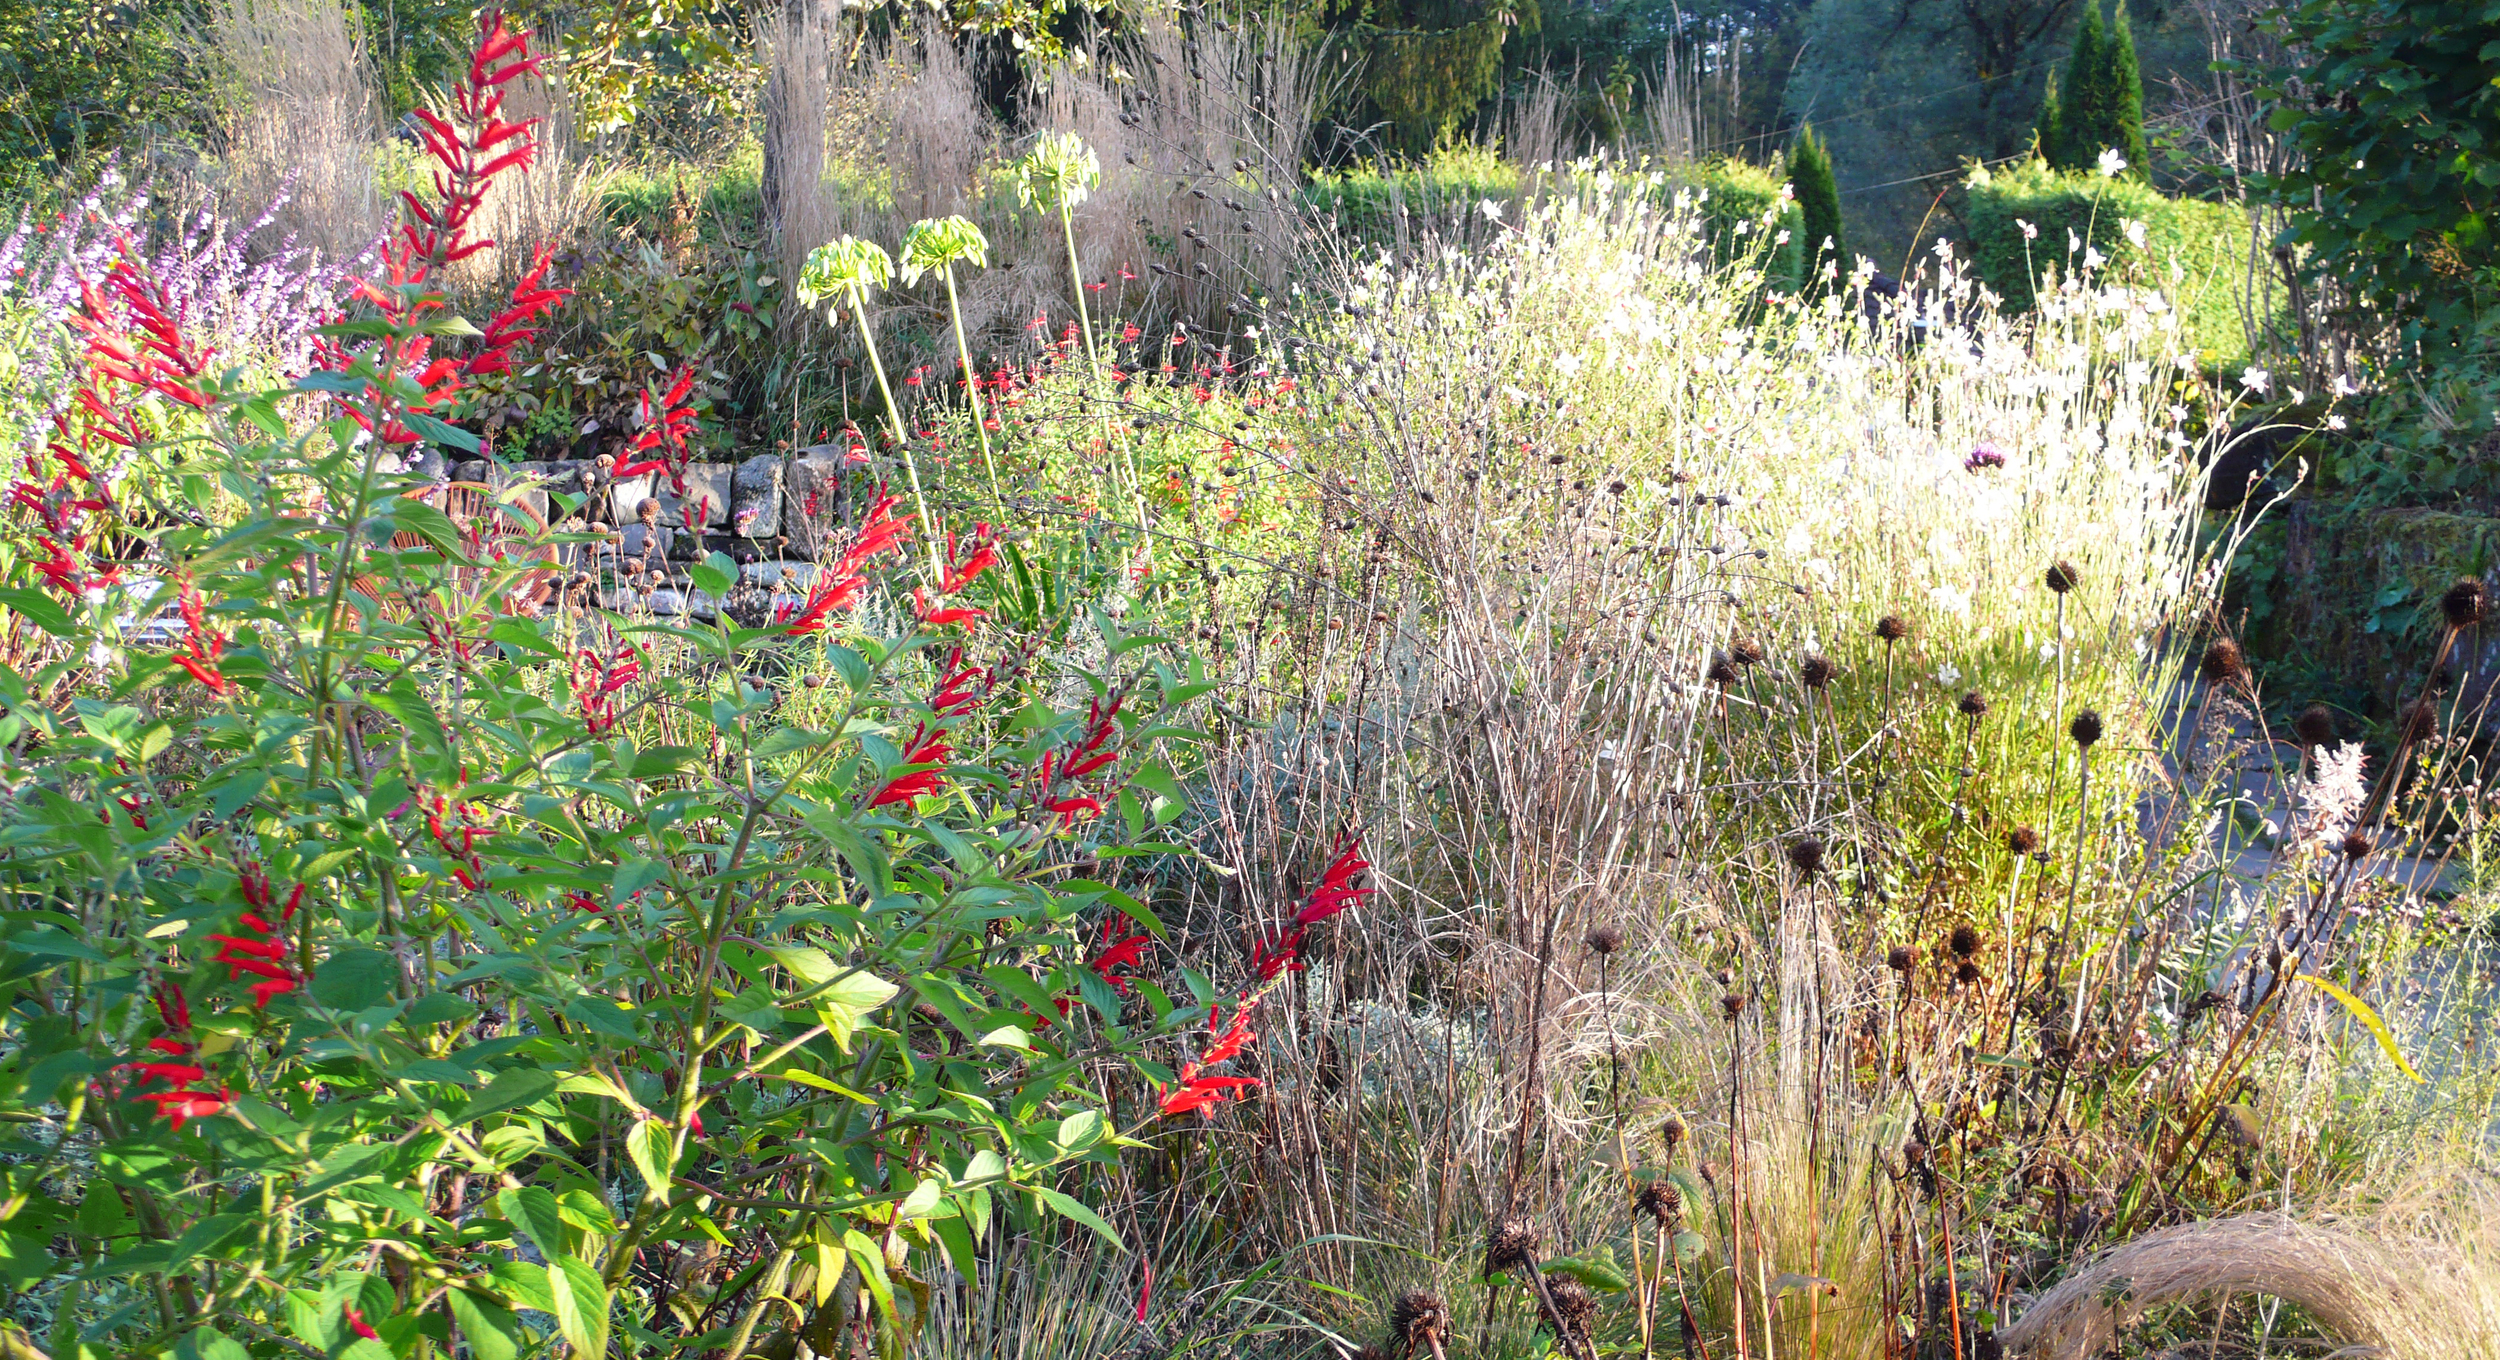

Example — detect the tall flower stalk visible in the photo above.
[797,235,939,575]
[901,215,1001,503]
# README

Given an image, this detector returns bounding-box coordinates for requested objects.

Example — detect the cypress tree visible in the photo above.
[2057,2,2108,171]
[1787,123,1846,295]
[2103,0,2149,173]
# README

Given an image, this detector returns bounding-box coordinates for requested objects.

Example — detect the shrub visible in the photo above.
[0,20,1246,1359]
[1678,158,1805,293]
[1963,158,2265,366]
[1784,125,1845,293]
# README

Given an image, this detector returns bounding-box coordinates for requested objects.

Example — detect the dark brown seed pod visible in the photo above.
[1799,652,1836,689]
[2199,637,2248,686]
[2400,700,2439,744]
[2045,559,2080,594]
[1729,636,1766,667]
[1391,1291,1450,1348]
[1787,835,1826,877]
[1954,959,1982,986]
[1633,1178,1683,1228]
[2341,830,2371,861]
[2070,709,2104,748]
[1886,944,1915,973]
[2294,703,2336,748]
[1660,1114,1687,1151]
[1541,1276,1599,1332]
[1958,689,1988,719]
[2007,825,2042,856]
[1585,925,1625,957]
[1720,991,1747,1018]
[1876,614,1912,641]
[2443,576,2486,629]
[1706,651,1738,685]
[1949,923,1981,958]
[1485,1218,1540,1273]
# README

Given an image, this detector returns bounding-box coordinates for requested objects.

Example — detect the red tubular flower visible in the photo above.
[464,244,570,379]
[1157,1002,1261,1116]
[929,653,989,719]
[784,493,910,636]
[213,873,303,1008]
[1290,830,1376,927]
[344,1308,381,1342]
[572,643,639,734]
[1089,928,1152,994]
[1062,696,1124,781]
[564,891,604,913]
[1047,796,1102,828]
[868,724,954,808]
[613,367,700,491]
[136,1086,233,1130]
[935,524,1000,595]
[173,578,230,695]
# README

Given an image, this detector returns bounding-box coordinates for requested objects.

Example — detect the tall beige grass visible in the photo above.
[210,0,387,263]
[761,0,836,295]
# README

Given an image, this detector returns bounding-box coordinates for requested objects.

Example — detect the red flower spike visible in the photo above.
[344,1307,382,1342]
[785,493,911,636]
[1290,830,1376,927]
[868,724,954,808]
[137,1086,232,1130]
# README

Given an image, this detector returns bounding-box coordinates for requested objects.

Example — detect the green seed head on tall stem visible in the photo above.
[1011,131,1102,212]
[899,216,990,282]
[796,236,894,308]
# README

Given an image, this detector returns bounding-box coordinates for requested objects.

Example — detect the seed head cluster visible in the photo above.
[2443,575,2486,629]
[2045,559,2080,594]
[1584,925,1624,957]
[2070,709,2104,748]
[2199,637,2248,686]
[1876,614,1912,642]
[1786,835,1825,877]
[1798,652,1835,689]
[2295,703,2336,748]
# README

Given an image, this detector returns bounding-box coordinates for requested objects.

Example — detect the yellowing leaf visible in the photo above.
[2296,973,2424,1083]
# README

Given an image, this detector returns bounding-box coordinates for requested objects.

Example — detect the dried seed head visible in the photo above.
[2007,825,2042,855]
[1954,959,1982,986]
[1876,614,1912,641]
[2199,637,2248,687]
[1949,923,1981,958]
[1660,1114,1687,1151]
[2400,699,2439,744]
[1886,944,1915,973]
[1634,1178,1683,1227]
[1706,651,1738,685]
[1720,991,1747,1018]
[1391,1291,1450,1346]
[636,498,662,524]
[1485,1218,1540,1273]
[2294,703,2336,748]
[1585,925,1625,957]
[2341,830,2371,861]
[1541,1276,1599,1331]
[1786,835,1826,877]
[1799,652,1836,689]
[2045,559,2080,594]
[1958,689,1988,719]
[2443,576,2486,629]
[2069,709,2104,748]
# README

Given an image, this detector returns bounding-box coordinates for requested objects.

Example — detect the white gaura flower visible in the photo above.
[2098,147,2128,177]
[2327,414,2348,430]
[1935,664,1963,687]
[2124,218,2148,249]
[2018,218,2039,241]
[2239,366,2271,394]
[1783,523,1815,555]
[1480,198,1505,223]
[1928,583,1972,621]
[2082,246,2106,270]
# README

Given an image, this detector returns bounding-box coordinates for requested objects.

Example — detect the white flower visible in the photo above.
[1480,198,1505,223]
[2068,228,2083,256]
[1928,583,1972,621]
[2327,414,2348,430]
[2097,147,2128,177]
[2018,218,2038,241]
[2332,374,2359,397]
[1783,523,1815,555]
[2123,218,2148,249]
[2239,366,2271,394]
[2082,247,2106,270]
[1935,664,1963,687]
[1774,229,1791,246]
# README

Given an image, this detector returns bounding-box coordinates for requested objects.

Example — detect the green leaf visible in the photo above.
[496,1186,566,1262]
[2294,973,2424,1082]
[1541,1255,1630,1292]
[843,1229,898,1327]
[1033,1187,1123,1249]
[446,1289,525,1360]
[460,1068,559,1123]
[175,1327,252,1360]
[0,587,75,637]
[404,411,482,453]
[310,947,398,1011]
[626,1120,676,1203]
[547,1253,610,1359]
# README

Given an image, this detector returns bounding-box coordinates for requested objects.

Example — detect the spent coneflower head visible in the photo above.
[2295,703,2337,748]
[1876,614,1912,641]
[1954,958,1982,985]
[1634,1178,1683,1228]
[1485,1218,1540,1274]
[2070,709,2104,748]
[2400,699,2439,744]
[1542,1277,1598,1331]
[1786,835,1825,877]
[1949,922,1981,958]
[2443,576,2486,629]
[1799,652,1835,689]
[1959,689,1988,719]
[1720,991,1746,1018]
[2199,637,2248,686]
[2007,825,2042,855]
[1391,1291,1450,1349]
[1706,651,1738,685]
[2341,830,2371,861]
[1660,1113,1686,1151]
[1729,636,1766,667]
[1886,944,1915,973]
[2045,559,2080,594]
[1585,925,1624,957]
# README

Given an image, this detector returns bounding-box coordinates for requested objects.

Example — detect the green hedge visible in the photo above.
[1673,159,1806,294]
[1962,159,2267,368]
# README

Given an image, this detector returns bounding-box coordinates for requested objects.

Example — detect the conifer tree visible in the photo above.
[2101,0,2149,173]
[2034,69,2064,164]
[2055,1,2107,170]
[1787,123,1846,295]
